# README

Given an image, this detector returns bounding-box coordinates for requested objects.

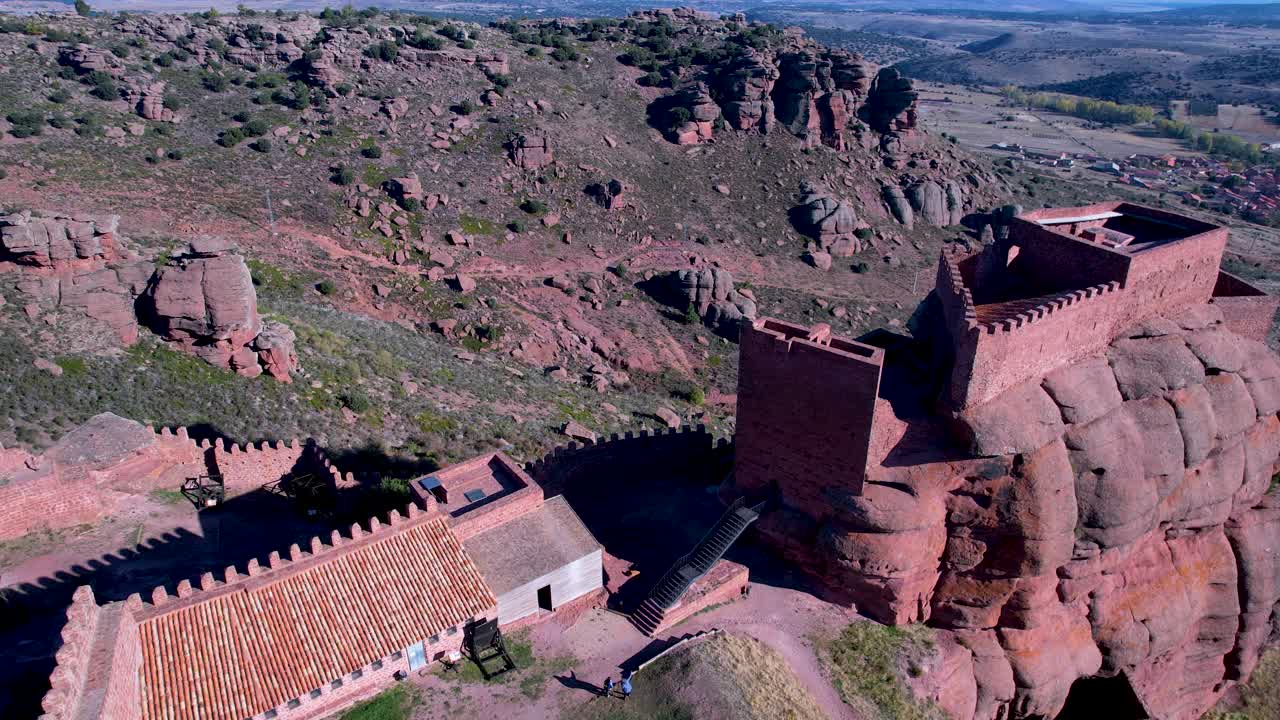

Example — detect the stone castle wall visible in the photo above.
[940,246,1127,409]
[0,427,202,541]
[1212,270,1280,342]
[733,318,883,511]
[39,586,141,720]
[526,424,727,497]
[0,425,345,542]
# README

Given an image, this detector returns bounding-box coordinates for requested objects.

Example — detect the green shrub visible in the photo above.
[48,87,72,103]
[852,261,871,274]
[408,27,445,50]
[400,197,421,211]
[519,198,547,215]
[454,99,477,115]
[6,111,44,137]
[360,145,383,159]
[682,303,700,325]
[332,165,356,185]
[438,24,466,42]
[526,46,543,58]
[550,45,578,62]
[162,93,182,111]
[217,127,245,147]
[340,390,372,413]
[200,72,229,90]
[85,71,118,101]
[242,118,270,137]
[250,138,271,153]
[316,280,337,295]
[364,40,399,62]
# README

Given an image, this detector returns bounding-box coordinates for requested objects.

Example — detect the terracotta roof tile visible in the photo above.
[136,514,495,720]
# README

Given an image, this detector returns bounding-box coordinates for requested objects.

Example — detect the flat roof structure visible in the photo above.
[413,453,526,518]
[464,495,601,596]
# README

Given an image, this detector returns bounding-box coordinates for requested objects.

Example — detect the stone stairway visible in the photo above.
[630,497,763,635]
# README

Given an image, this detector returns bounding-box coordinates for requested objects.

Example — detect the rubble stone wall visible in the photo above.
[0,427,202,541]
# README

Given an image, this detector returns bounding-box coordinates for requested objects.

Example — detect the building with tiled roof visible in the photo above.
[38,453,604,720]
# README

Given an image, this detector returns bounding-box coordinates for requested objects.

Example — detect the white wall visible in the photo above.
[496,550,602,624]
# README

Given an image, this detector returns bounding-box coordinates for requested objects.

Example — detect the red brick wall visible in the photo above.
[1212,271,1279,342]
[210,438,310,495]
[734,319,883,514]
[39,586,100,720]
[948,278,1125,408]
[0,467,107,540]
[449,485,543,541]
[101,600,142,720]
[942,203,1232,408]
[652,561,748,634]
[1006,215,1131,296]
[527,425,726,498]
[0,428,202,541]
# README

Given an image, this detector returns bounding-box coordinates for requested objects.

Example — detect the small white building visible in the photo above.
[464,495,603,623]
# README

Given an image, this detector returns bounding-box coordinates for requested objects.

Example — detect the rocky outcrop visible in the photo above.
[864,67,919,135]
[508,132,554,170]
[905,179,967,227]
[793,186,865,256]
[710,48,777,133]
[1,211,121,269]
[135,82,176,123]
[57,43,121,76]
[141,237,297,381]
[670,83,720,145]
[669,267,757,336]
[730,305,1280,720]
[586,179,626,211]
[771,49,874,150]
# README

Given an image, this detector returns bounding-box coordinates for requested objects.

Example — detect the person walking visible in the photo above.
[603,676,614,698]
[620,671,633,701]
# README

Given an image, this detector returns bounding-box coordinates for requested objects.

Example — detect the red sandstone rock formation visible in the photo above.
[508,132,554,170]
[141,237,298,381]
[793,186,864,255]
[1,211,121,269]
[730,306,1280,720]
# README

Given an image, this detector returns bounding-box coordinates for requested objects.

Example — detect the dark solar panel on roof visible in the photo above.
[419,476,442,491]
[463,488,487,503]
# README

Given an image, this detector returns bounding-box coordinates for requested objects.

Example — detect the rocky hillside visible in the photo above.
[0,7,1004,462]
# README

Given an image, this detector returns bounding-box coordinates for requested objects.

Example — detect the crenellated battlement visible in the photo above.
[39,586,102,719]
[937,202,1239,409]
[132,500,433,618]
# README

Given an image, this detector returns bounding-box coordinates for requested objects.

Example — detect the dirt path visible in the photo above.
[415,582,860,719]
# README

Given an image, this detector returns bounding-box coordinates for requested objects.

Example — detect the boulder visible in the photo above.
[508,132,553,170]
[1041,356,1123,426]
[141,238,295,381]
[1107,335,1205,400]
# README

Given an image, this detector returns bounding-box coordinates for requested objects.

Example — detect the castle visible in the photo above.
[16,202,1280,720]
[726,202,1280,719]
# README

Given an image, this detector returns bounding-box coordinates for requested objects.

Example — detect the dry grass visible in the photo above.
[1208,648,1280,720]
[822,621,946,720]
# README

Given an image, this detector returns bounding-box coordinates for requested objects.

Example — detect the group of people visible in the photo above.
[601,669,634,700]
